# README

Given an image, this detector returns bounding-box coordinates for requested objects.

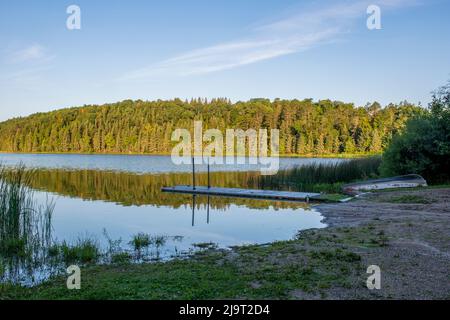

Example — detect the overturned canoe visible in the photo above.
[342,174,427,195]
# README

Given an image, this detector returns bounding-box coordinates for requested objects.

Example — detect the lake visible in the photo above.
[0,154,342,285]
[0,153,343,173]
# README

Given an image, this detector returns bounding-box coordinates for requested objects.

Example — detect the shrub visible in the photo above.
[381,82,450,184]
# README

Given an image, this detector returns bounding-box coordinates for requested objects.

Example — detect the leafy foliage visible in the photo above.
[0,98,421,155]
[381,82,450,183]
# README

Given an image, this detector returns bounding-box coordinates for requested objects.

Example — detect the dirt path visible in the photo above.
[311,188,450,299]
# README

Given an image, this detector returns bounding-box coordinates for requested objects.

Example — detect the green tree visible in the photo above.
[381,82,450,183]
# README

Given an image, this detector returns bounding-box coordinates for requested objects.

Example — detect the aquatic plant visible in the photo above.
[111,252,132,264]
[102,228,123,256]
[129,233,151,251]
[0,164,55,284]
[257,156,382,192]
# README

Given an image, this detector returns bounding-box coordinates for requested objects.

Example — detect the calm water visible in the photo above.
[0,154,333,285]
[28,168,325,251]
[0,153,343,173]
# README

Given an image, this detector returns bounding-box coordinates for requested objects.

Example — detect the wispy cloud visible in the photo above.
[8,44,55,64]
[1,44,55,89]
[120,0,419,81]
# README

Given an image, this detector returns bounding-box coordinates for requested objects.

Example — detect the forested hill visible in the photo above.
[0,98,422,155]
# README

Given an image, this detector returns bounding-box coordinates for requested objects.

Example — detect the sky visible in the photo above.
[0,0,449,121]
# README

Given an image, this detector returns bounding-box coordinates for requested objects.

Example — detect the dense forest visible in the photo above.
[0,98,423,155]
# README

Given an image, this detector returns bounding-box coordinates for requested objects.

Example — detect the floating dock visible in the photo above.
[161,186,322,202]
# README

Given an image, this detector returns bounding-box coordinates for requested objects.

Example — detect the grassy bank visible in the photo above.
[2,187,449,299]
[4,186,450,300]
[257,156,382,193]
[1,228,369,299]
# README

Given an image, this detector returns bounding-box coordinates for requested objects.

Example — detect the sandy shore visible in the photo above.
[311,188,450,299]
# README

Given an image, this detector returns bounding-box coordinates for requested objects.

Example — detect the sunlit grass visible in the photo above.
[257,156,382,193]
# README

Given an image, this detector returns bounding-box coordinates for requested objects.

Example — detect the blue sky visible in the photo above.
[0,0,449,121]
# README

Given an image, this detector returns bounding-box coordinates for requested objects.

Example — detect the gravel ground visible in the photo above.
[312,188,450,299]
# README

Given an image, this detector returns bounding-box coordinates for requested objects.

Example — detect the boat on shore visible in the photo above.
[342,174,428,195]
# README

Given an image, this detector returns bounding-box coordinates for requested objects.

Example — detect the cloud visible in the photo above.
[121,29,339,80]
[8,44,54,64]
[119,0,420,81]
[0,44,55,89]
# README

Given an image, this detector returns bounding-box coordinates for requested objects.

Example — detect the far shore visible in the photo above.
[0,151,380,159]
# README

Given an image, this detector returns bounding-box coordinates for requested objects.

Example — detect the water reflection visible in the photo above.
[1,168,325,286]
[24,169,307,209]
[0,153,344,174]
[190,196,214,226]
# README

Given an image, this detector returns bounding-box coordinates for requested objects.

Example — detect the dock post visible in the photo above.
[192,195,196,226]
[192,157,196,190]
[207,195,210,224]
[207,157,210,189]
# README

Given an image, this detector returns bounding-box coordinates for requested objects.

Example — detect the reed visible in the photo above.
[0,163,54,284]
[258,156,382,193]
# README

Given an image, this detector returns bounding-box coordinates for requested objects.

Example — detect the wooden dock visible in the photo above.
[161,186,322,202]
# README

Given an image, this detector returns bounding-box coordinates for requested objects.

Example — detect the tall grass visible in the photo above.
[49,236,100,264]
[0,164,54,284]
[0,164,54,256]
[257,156,382,193]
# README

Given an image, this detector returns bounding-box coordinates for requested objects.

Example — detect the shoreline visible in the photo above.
[0,151,380,159]
[3,187,449,299]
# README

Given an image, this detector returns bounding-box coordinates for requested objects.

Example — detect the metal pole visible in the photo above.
[192,157,196,190]
[192,195,196,226]
[207,157,210,189]
[207,195,210,224]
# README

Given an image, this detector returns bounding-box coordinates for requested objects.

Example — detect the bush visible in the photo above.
[381,82,450,184]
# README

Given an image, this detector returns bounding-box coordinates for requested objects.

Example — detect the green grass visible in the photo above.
[0,164,53,256]
[0,222,387,299]
[387,195,432,204]
[258,156,382,193]
[0,164,54,284]
[0,236,364,300]
[110,252,132,264]
[372,184,450,193]
[64,238,100,264]
[2,222,403,300]
[313,193,351,202]
[129,233,151,252]
[48,237,101,265]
